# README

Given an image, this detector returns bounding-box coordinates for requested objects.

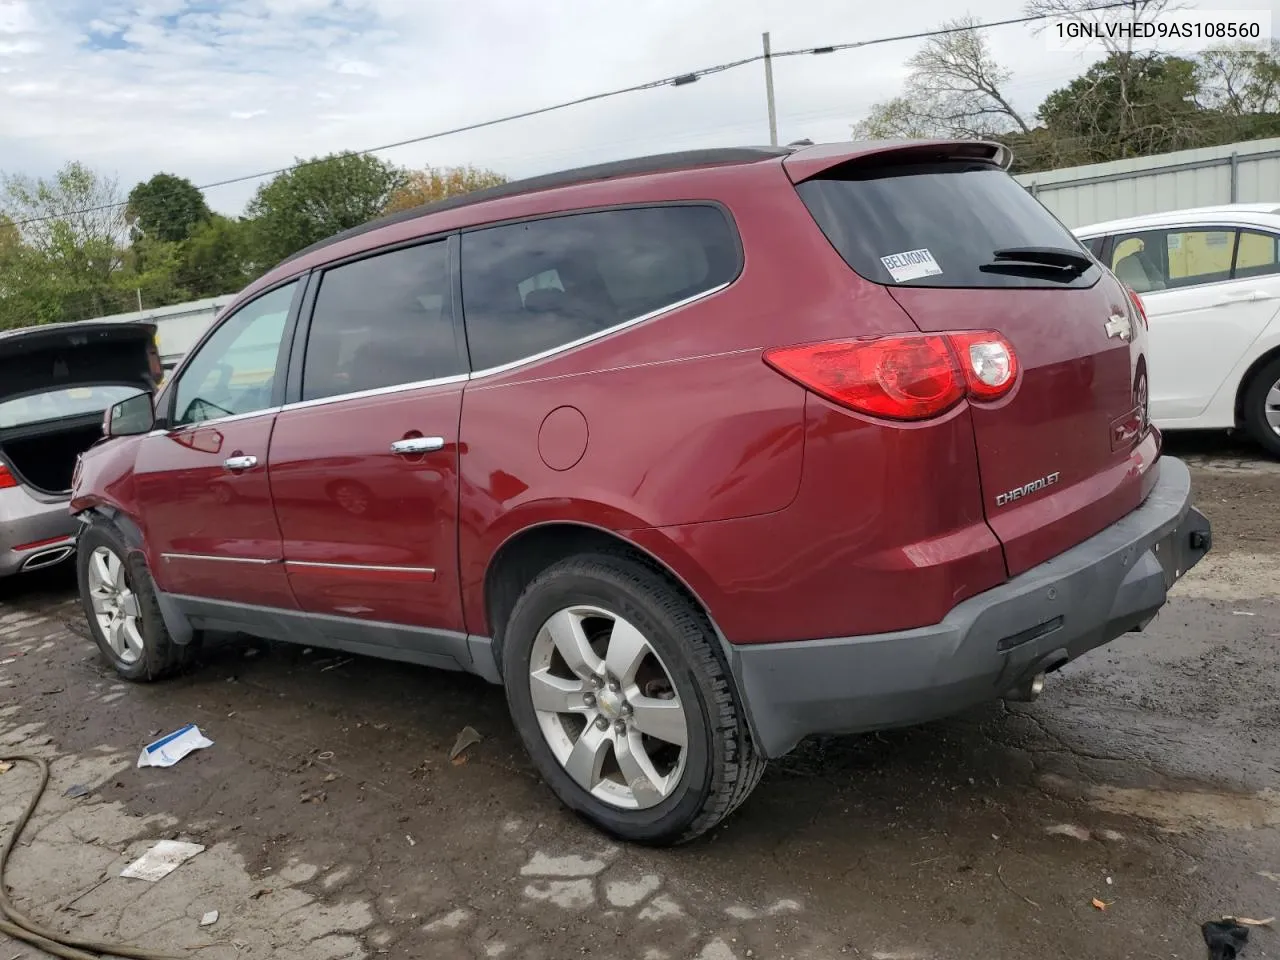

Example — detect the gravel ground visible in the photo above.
[1,438,1277,960]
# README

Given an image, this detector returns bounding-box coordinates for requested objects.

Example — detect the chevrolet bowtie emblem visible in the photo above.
[1104,312,1132,341]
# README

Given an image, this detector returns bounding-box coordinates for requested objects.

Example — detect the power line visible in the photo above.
[9,0,1143,227]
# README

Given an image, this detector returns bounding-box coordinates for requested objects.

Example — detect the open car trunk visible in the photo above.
[0,418,108,495]
[0,321,158,496]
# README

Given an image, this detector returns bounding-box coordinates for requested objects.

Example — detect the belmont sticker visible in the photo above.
[880,248,943,283]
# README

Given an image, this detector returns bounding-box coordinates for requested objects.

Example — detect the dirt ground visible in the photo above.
[1,434,1278,960]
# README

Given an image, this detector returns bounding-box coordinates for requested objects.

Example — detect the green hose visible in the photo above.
[0,756,187,960]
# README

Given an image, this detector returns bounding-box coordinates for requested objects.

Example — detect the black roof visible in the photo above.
[279,146,793,267]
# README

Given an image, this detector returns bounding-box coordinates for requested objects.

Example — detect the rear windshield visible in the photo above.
[795,161,1099,289]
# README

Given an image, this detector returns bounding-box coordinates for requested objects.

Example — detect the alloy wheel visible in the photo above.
[1266,376,1280,437]
[528,605,688,810]
[87,545,144,665]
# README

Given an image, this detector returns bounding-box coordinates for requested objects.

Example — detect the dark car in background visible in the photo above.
[0,321,158,577]
[70,141,1210,844]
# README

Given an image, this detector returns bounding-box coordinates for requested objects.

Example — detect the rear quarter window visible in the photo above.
[795,161,1099,289]
[460,205,740,371]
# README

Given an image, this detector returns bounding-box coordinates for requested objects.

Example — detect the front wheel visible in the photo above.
[1242,356,1280,459]
[501,553,765,845]
[76,520,199,682]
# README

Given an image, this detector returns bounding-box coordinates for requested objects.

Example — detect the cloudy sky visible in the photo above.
[0,0,1267,216]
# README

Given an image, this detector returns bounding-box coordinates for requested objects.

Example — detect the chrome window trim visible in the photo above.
[146,405,283,435]
[285,560,437,574]
[281,374,469,413]
[160,552,280,565]
[466,281,731,382]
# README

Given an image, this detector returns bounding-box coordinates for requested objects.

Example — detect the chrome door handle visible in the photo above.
[390,436,445,455]
[223,455,258,471]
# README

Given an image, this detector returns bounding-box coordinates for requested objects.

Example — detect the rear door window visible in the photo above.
[460,205,740,371]
[1235,230,1280,280]
[301,239,462,402]
[794,161,1099,289]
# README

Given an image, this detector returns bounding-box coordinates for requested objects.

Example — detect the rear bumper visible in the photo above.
[730,456,1210,759]
[0,486,77,577]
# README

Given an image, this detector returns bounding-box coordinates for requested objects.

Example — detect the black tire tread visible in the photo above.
[1242,355,1280,459]
[510,551,765,844]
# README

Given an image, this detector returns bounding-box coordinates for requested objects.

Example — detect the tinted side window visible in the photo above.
[461,206,739,371]
[1235,230,1280,279]
[1110,228,1238,293]
[173,281,296,426]
[302,241,461,402]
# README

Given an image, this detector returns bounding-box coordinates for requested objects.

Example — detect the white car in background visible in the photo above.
[1074,203,1280,457]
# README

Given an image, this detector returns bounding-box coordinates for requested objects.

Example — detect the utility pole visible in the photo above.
[762,32,778,147]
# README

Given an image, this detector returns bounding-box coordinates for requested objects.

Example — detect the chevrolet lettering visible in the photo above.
[995,471,1062,507]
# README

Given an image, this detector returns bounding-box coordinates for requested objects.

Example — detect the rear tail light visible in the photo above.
[1126,287,1148,329]
[764,331,1017,421]
[0,464,17,490]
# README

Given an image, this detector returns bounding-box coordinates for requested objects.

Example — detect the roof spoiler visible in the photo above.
[782,139,1013,183]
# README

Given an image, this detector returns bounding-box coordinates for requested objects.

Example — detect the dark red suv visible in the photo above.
[71,140,1211,844]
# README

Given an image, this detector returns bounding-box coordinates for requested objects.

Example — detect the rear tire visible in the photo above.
[76,520,199,682]
[1242,356,1280,459]
[501,552,765,845]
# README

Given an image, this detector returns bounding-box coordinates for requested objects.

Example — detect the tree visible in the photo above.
[853,17,1030,141]
[384,165,508,214]
[246,152,407,265]
[1196,41,1280,140]
[177,215,256,298]
[0,162,129,320]
[127,173,211,243]
[1037,53,1206,165]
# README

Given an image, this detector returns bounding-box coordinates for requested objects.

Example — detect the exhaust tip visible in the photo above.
[21,546,74,572]
[1006,671,1046,703]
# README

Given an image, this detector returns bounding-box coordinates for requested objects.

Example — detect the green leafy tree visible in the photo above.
[1037,54,1205,165]
[0,162,129,321]
[177,214,256,297]
[246,152,407,265]
[127,173,211,243]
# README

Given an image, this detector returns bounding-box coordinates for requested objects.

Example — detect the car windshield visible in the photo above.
[0,385,145,429]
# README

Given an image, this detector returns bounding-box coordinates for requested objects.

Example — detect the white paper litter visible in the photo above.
[137,724,213,768]
[200,910,219,926]
[120,840,206,881]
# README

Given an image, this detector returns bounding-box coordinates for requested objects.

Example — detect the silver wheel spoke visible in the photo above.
[106,618,126,656]
[563,722,610,792]
[529,669,589,714]
[628,695,688,747]
[614,731,665,807]
[543,610,602,680]
[108,550,125,589]
[121,619,145,657]
[91,551,113,590]
[604,618,650,685]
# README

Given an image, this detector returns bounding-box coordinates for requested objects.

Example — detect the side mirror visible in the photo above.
[104,392,156,438]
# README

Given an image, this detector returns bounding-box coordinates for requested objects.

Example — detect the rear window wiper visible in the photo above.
[987,246,1094,273]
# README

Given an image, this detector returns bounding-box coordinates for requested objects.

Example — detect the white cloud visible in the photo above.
[0,0,1266,219]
